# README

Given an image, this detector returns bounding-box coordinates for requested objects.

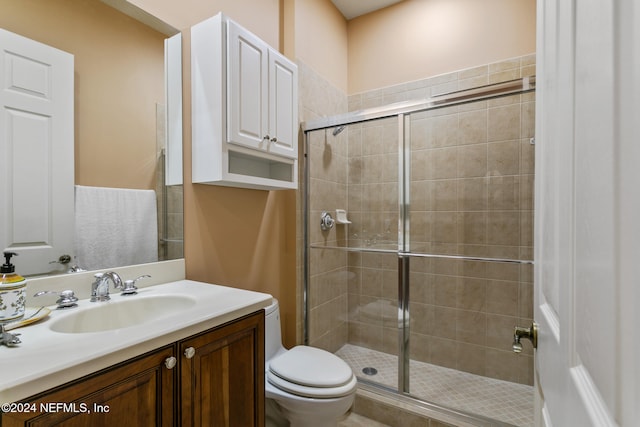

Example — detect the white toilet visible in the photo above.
[264,299,358,427]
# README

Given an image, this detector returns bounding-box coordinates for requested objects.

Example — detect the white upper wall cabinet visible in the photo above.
[191,13,298,190]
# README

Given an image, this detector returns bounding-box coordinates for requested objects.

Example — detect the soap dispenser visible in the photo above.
[0,251,27,322]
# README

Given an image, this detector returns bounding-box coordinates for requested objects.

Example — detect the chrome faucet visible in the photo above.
[90,271,123,302]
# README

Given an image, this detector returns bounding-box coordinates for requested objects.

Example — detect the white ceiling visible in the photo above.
[331,0,404,20]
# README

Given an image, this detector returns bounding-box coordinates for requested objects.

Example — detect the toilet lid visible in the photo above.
[269,346,354,388]
[268,369,357,398]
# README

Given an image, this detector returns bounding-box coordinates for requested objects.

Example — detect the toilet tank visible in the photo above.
[264,298,285,363]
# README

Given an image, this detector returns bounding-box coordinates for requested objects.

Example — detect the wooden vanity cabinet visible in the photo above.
[180,310,265,426]
[1,345,176,427]
[1,310,265,427]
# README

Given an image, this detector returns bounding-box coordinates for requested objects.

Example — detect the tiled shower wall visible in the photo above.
[297,60,349,347]
[304,54,536,386]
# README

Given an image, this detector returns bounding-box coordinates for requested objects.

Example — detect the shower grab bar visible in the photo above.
[308,243,533,265]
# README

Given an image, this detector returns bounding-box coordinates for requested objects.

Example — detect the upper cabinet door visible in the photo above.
[0,29,74,276]
[227,20,268,151]
[268,51,298,159]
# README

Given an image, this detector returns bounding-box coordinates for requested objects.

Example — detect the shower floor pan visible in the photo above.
[336,344,534,427]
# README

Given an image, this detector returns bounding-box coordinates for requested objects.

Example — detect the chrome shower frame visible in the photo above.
[301,75,536,423]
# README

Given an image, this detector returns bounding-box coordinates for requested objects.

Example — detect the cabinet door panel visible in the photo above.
[1,346,175,427]
[268,51,298,159]
[227,20,268,150]
[181,311,265,427]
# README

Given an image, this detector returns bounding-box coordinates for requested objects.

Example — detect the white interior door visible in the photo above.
[535,1,640,426]
[0,29,74,276]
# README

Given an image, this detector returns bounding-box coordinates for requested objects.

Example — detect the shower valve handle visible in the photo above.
[320,211,335,231]
[512,322,538,353]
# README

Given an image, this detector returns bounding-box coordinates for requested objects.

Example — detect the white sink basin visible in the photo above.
[49,295,197,333]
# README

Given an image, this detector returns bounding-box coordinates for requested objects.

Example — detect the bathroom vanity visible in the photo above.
[0,272,271,427]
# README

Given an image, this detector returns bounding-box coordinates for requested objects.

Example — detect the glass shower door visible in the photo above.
[306,116,403,391]
[405,94,535,424]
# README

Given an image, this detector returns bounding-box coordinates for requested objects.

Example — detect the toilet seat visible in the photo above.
[268,346,357,398]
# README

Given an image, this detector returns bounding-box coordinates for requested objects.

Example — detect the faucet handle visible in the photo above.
[121,275,151,296]
[34,290,78,309]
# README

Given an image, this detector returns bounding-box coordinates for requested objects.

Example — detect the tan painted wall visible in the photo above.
[0,0,165,190]
[294,0,348,93]
[130,0,280,48]
[130,0,298,347]
[348,0,536,94]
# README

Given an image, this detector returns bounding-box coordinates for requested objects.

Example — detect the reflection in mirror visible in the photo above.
[0,0,183,276]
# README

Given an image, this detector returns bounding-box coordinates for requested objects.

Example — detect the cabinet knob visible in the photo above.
[270,137,277,143]
[263,135,270,140]
[184,347,196,359]
[164,356,177,370]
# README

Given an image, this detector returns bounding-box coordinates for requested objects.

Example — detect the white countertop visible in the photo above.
[0,279,272,402]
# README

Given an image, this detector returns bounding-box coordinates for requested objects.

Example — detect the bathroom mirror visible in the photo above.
[0,0,183,276]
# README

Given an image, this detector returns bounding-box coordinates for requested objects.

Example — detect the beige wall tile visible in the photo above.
[489,58,520,73]
[456,310,486,346]
[486,280,519,316]
[489,176,520,210]
[488,140,520,176]
[430,114,460,148]
[458,110,488,145]
[487,211,520,246]
[429,337,458,369]
[410,272,434,304]
[519,282,534,319]
[432,147,459,179]
[459,74,489,91]
[458,212,488,245]
[486,313,519,350]
[433,274,458,308]
[411,149,432,181]
[488,104,521,142]
[410,302,432,335]
[520,139,535,174]
[431,306,458,339]
[457,342,487,375]
[432,179,459,211]
[433,212,458,243]
[459,64,488,79]
[459,178,489,211]
[457,277,487,311]
[458,144,488,178]
[485,348,522,383]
